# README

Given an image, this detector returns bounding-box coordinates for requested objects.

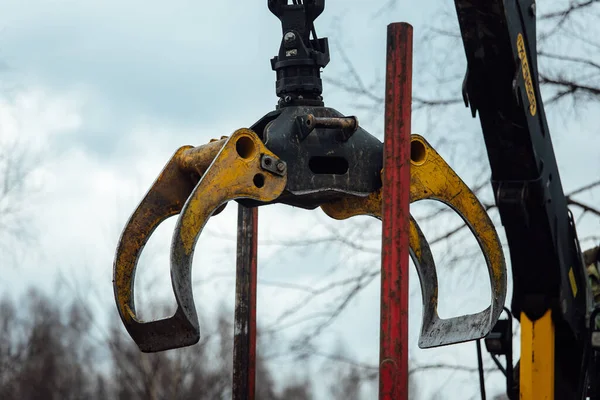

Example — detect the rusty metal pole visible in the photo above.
[233,205,258,400]
[379,22,413,400]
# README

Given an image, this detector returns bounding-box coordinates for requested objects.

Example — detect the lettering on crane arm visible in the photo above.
[569,267,578,297]
[517,33,537,116]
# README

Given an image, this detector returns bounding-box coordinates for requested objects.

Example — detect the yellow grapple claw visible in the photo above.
[113,129,286,352]
[321,134,507,348]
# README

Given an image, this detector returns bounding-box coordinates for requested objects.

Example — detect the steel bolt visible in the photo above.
[284,31,296,43]
[276,161,286,172]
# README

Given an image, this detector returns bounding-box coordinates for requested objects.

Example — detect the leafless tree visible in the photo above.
[0,137,39,261]
[0,284,327,399]
[0,288,100,399]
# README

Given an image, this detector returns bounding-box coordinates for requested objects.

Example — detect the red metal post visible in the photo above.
[233,205,258,400]
[379,22,413,400]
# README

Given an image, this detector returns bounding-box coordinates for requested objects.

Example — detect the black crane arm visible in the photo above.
[454,0,591,398]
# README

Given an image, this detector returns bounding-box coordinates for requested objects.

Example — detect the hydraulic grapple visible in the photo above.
[112,1,508,398]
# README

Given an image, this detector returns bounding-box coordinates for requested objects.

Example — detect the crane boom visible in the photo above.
[455,0,592,398]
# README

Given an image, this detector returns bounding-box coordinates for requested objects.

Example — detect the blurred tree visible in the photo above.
[0,138,38,260]
[0,286,327,399]
[0,289,99,399]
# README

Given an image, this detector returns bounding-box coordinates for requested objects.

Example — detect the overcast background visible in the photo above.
[0,0,598,399]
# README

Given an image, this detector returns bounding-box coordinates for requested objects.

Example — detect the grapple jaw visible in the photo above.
[113,129,287,352]
[322,134,507,348]
[410,217,502,348]
[113,144,200,352]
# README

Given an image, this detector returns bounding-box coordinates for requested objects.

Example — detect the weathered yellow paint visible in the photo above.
[114,145,195,324]
[408,217,421,260]
[408,134,505,292]
[320,188,424,269]
[178,137,227,175]
[114,128,286,328]
[520,310,554,400]
[177,129,286,255]
[321,134,505,295]
[321,183,382,220]
[517,33,537,116]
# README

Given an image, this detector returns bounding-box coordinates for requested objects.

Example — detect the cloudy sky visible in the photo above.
[0,0,598,399]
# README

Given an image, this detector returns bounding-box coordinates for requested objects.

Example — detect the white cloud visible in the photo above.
[0,86,83,143]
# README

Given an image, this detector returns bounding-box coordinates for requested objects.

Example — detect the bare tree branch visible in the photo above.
[410,363,498,374]
[540,73,600,102]
[540,0,600,20]
[567,179,600,197]
[538,50,600,71]
[567,198,600,217]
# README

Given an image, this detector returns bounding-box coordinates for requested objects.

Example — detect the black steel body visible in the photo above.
[238,106,383,210]
[455,0,590,397]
